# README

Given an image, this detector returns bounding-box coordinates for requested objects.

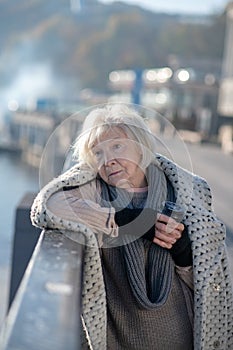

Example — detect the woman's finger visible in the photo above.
[156,221,183,237]
[155,230,177,244]
[157,214,184,230]
[153,237,173,249]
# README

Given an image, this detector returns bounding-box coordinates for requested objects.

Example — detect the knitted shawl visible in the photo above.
[30,154,233,350]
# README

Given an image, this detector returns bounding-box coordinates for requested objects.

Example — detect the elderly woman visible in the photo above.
[31,104,233,350]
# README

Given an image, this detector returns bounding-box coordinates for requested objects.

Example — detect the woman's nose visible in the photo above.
[103,151,116,166]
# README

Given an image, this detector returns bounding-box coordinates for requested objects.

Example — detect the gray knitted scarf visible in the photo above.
[100,162,175,309]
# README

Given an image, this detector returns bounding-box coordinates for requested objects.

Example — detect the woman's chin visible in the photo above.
[111,178,131,189]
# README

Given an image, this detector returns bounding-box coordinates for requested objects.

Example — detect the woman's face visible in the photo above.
[91,127,147,189]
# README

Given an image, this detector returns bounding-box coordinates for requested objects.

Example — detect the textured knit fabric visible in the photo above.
[101,242,194,350]
[99,162,167,246]
[100,184,193,349]
[100,164,179,307]
[30,154,233,350]
[46,182,119,245]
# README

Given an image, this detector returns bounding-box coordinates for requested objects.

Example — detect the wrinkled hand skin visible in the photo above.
[153,213,184,249]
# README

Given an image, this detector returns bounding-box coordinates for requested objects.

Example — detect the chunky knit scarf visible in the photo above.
[100,162,177,309]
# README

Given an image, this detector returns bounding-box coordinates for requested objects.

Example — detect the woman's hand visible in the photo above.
[47,191,117,236]
[153,213,185,249]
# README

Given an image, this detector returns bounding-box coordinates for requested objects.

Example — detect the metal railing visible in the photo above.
[0,194,84,350]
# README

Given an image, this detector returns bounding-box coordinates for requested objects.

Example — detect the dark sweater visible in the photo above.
[101,241,194,350]
[101,190,194,350]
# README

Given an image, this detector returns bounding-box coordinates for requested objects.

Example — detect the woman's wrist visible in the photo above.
[169,225,193,267]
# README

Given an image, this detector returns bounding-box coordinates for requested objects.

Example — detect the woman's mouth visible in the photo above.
[108,170,123,178]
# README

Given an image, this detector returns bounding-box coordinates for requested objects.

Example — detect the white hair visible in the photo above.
[72,104,158,170]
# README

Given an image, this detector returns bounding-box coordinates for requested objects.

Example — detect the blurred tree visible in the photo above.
[0,0,226,93]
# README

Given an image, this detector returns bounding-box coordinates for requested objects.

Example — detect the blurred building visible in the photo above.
[108,64,219,140]
[218,1,233,121]
[217,1,233,153]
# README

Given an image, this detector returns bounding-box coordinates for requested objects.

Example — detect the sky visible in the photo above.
[99,0,230,15]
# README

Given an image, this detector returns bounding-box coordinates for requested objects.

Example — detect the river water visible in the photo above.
[0,152,39,326]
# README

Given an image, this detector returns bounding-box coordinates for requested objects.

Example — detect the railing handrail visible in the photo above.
[0,229,84,350]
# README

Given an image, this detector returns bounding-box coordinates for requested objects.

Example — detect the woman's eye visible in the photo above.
[93,150,102,159]
[113,143,123,151]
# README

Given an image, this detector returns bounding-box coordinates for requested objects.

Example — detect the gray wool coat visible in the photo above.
[31,154,233,350]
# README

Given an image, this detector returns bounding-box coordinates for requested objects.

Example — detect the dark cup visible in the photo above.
[160,201,185,222]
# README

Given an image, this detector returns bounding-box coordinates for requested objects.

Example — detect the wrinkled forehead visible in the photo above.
[88,125,131,149]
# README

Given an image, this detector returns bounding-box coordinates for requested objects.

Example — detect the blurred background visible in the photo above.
[1,0,233,328]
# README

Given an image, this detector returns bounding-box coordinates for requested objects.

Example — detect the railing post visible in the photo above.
[9,192,41,308]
